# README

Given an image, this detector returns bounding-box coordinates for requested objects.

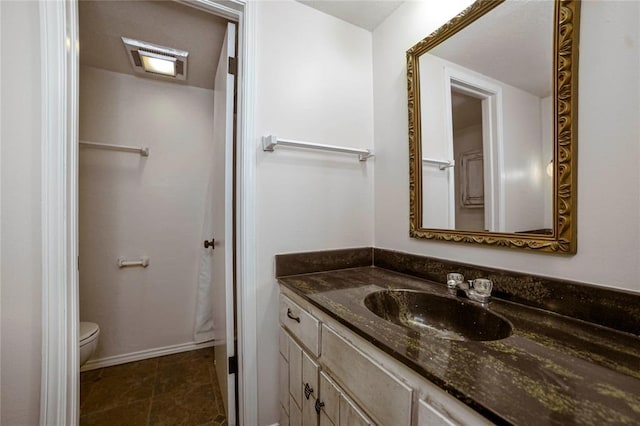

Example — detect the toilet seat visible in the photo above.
[80,322,99,345]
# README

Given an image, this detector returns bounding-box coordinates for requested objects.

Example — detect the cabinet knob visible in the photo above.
[204,238,215,249]
[315,399,325,414]
[304,382,314,400]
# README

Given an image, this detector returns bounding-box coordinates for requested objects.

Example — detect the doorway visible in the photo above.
[450,89,485,231]
[77,1,237,424]
[443,68,504,232]
[39,1,257,424]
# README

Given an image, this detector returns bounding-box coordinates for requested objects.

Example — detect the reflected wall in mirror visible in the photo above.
[407,0,579,253]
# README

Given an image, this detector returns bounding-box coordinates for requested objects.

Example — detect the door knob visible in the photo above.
[204,238,215,249]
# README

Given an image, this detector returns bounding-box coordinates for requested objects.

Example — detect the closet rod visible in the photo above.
[262,135,374,161]
[80,140,149,157]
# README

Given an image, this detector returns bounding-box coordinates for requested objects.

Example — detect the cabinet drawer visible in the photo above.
[321,324,412,426]
[280,295,320,356]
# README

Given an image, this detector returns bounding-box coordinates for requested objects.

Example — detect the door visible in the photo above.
[211,21,237,426]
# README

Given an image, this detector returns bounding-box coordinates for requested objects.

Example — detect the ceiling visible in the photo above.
[430,0,553,98]
[297,1,404,31]
[79,1,229,90]
[79,0,551,96]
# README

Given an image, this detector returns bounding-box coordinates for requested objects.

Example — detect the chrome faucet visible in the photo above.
[447,273,493,304]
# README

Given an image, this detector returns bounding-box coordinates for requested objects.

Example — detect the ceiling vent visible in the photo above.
[122,37,188,80]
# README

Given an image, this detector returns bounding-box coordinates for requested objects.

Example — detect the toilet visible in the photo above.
[79,322,100,366]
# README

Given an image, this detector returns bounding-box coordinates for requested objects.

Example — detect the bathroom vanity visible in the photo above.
[279,285,490,426]
[276,249,640,425]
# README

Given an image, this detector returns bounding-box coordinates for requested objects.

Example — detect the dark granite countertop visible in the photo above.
[278,266,640,425]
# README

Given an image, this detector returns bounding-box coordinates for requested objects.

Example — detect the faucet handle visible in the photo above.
[472,278,493,296]
[446,272,464,289]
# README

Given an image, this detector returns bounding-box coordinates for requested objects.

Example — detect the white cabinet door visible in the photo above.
[289,337,303,409]
[321,325,412,426]
[340,397,372,426]
[318,371,373,426]
[417,399,456,426]
[284,327,321,426]
[280,404,290,426]
[280,352,289,414]
[319,372,340,426]
[302,352,320,426]
[290,395,302,426]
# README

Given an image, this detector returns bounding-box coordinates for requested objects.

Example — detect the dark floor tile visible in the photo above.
[156,351,193,366]
[149,384,221,426]
[81,369,103,383]
[154,359,212,397]
[189,347,215,362]
[209,367,226,416]
[101,358,158,379]
[79,399,150,426]
[81,374,155,414]
[80,381,93,409]
[157,347,214,366]
[79,348,225,425]
[195,417,227,426]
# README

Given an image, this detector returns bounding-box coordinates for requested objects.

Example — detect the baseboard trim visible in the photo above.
[81,340,220,372]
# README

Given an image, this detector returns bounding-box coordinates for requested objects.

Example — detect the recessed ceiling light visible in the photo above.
[122,37,188,81]
[139,51,176,77]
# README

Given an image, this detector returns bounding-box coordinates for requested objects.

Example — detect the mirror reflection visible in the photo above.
[419,0,554,234]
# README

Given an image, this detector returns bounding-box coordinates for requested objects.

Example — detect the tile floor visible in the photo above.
[80,347,227,426]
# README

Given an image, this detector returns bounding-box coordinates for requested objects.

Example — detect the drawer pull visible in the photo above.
[304,382,314,400]
[315,399,325,414]
[287,308,301,323]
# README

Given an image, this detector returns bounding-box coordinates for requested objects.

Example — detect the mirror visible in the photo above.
[407,0,579,253]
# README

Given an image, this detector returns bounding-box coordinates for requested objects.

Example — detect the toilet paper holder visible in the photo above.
[117,256,150,268]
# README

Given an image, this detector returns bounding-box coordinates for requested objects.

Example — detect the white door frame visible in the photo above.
[38,1,258,425]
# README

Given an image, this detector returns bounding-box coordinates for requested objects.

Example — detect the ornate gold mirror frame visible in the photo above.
[407,0,580,254]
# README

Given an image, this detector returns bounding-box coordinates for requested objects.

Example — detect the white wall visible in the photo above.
[79,67,215,359]
[253,1,374,423]
[0,1,42,424]
[373,0,640,292]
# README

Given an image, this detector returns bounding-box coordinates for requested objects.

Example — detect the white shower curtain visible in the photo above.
[193,169,215,342]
